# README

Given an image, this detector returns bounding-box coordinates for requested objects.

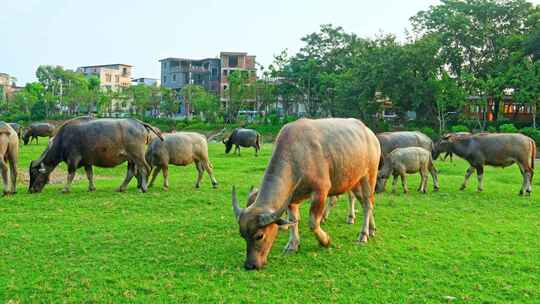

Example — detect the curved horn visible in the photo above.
[232,186,244,220]
[258,180,302,227]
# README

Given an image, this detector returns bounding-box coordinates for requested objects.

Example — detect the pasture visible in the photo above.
[1,142,539,303]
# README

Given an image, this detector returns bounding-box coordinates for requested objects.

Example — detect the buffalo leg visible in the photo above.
[418,170,427,193]
[162,165,169,190]
[322,196,338,223]
[148,166,161,188]
[194,161,204,188]
[430,163,439,191]
[235,145,241,156]
[309,191,331,247]
[116,162,136,192]
[346,191,356,224]
[284,203,300,253]
[202,160,218,188]
[391,174,399,193]
[353,176,375,243]
[0,159,9,195]
[85,165,96,192]
[62,169,77,193]
[401,173,408,193]
[476,166,484,192]
[460,166,475,190]
[8,150,17,194]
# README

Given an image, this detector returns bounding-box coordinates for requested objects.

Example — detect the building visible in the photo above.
[159,57,221,115]
[132,77,160,87]
[219,52,257,105]
[160,58,220,93]
[464,95,535,122]
[77,64,133,90]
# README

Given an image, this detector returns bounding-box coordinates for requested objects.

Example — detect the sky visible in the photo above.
[1,0,538,85]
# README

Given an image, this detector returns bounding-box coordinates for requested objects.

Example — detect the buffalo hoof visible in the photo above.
[433,187,439,192]
[347,216,355,225]
[477,188,483,193]
[163,187,169,192]
[357,233,369,244]
[195,184,200,189]
[459,185,466,191]
[319,236,331,248]
[115,188,126,193]
[2,191,12,196]
[88,187,96,192]
[283,241,299,253]
[61,189,70,194]
[369,228,376,237]
[212,182,218,189]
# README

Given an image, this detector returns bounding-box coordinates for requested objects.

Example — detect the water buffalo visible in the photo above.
[375,131,434,192]
[8,123,22,140]
[223,128,261,156]
[376,147,439,193]
[0,122,19,195]
[232,118,381,270]
[29,117,162,194]
[435,133,536,195]
[23,122,55,145]
[146,132,218,190]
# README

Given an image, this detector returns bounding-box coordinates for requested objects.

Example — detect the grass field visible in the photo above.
[1,142,539,303]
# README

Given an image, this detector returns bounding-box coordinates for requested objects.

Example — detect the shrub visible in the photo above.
[487,126,497,133]
[520,127,540,144]
[420,127,437,140]
[450,125,469,133]
[499,123,518,133]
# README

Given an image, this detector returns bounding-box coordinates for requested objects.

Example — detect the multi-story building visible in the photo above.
[159,57,221,114]
[77,64,133,90]
[132,77,160,87]
[219,52,257,104]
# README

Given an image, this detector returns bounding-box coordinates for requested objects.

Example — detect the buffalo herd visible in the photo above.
[0,117,537,270]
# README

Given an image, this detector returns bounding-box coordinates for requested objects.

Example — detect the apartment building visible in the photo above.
[77,64,133,90]
[219,52,257,104]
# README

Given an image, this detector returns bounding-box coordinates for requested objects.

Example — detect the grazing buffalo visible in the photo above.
[376,147,439,194]
[23,122,55,145]
[435,133,536,195]
[146,132,218,190]
[232,118,381,270]
[440,132,471,161]
[29,117,162,194]
[8,123,22,140]
[223,128,261,156]
[0,122,19,195]
[375,131,434,192]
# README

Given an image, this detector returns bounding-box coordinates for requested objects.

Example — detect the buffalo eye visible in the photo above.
[254,233,264,241]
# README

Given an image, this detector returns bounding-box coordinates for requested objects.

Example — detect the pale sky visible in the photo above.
[1,0,538,85]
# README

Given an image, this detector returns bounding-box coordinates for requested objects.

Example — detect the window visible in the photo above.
[172,74,176,81]
[211,68,218,76]
[229,56,238,67]
[223,69,228,76]
[122,67,128,76]
[106,74,111,82]
[163,76,167,83]
[115,75,120,83]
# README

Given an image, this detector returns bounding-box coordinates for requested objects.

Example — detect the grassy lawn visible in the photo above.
[1,141,539,303]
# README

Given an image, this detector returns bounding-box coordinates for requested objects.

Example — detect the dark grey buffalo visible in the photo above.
[232,118,381,270]
[375,131,434,192]
[29,117,162,194]
[223,128,261,156]
[146,132,218,190]
[23,122,55,145]
[435,133,536,195]
[8,123,22,140]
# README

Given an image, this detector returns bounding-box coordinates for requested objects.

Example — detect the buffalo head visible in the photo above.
[223,138,234,154]
[231,186,293,270]
[23,132,31,145]
[28,160,52,193]
[433,135,454,160]
[375,158,392,193]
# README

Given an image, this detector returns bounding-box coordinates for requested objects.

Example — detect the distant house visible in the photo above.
[464,96,535,122]
[132,77,160,87]
[77,64,133,90]
[219,52,257,107]
[77,64,133,113]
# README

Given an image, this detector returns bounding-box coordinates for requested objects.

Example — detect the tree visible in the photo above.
[431,72,465,133]
[160,87,178,118]
[226,71,255,122]
[508,57,540,128]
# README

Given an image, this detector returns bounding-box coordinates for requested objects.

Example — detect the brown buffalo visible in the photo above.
[435,133,536,195]
[23,122,55,145]
[0,122,19,195]
[29,117,162,193]
[8,123,22,140]
[232,118,381,270]
[146,132,218,190]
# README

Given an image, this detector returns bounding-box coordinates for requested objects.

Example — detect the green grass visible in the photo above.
[1,142,539,303]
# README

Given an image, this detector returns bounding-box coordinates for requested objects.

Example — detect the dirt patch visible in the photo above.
[18,169,113,185]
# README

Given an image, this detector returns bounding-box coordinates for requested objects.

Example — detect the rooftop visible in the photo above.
[78,64,133,69]
[159,57,219,62]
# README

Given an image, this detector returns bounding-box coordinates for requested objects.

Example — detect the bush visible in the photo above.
[499,123,518,133]
[450,125,469,133]
[420,127,437,140]
[487,126,497,133]
[520,127,540,144]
